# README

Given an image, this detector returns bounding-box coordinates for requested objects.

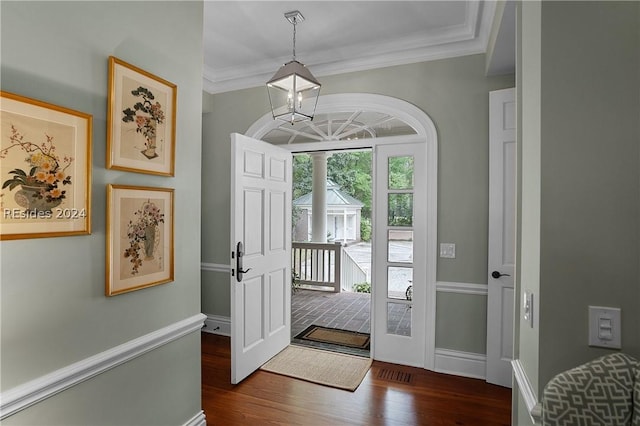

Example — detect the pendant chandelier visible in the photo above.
[266,10,321,125]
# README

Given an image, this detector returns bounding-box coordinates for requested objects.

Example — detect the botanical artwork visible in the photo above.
[106,185,174,296]
[120,81,166,161]
[107,57,176,176]
[2,123,74,211]
[121,197,165,277]
[0,91,91,240]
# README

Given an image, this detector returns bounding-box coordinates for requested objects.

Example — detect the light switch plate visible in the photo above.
[588,306,621,349]
[439,243,456,258]
[523,291,533,328]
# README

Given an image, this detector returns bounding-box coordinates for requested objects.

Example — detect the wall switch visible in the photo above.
[439,243,456,258]
[589,306,621,349]
[523,291,533,328]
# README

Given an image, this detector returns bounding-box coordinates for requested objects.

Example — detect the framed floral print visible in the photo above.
[107,56,176,176]
[0,91,92,240]
[106,184,174,296]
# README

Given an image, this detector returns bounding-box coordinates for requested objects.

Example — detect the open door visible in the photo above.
[230,133,292,384]
[486,88,516,387]
[373,142,429,368]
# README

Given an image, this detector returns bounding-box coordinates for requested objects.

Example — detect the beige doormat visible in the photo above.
[260,345,372,391]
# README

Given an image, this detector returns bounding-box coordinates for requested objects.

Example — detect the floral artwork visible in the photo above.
[121,86,165,160]
[107,57,176,176]
[124,199,165,275]
[2,125,74,210]
[0,91,91,240]
[106,185,174,296]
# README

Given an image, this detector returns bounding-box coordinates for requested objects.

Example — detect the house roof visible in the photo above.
[293,180,364,208]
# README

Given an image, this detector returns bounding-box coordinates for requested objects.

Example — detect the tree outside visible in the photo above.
[293,150,415,241]
[293,151,373,241]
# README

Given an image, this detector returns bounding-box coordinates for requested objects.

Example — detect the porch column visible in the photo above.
[311,152,329,243]
[343,210,348,243]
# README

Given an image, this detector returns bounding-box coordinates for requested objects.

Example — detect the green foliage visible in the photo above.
[291,270,301,293]
[292,154,312,200]
[353,282,371,293]
[388,156,414,190]
[360,217,372,242]
[327,151,372,218]
[388,193,413,226]
[292,151,374,240]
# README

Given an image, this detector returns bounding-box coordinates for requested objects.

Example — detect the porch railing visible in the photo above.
[292,241,342,292]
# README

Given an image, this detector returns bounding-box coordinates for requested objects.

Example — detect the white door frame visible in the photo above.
[246,93,438,370]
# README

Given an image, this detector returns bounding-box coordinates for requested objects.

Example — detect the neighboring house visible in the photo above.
[293,180,364,243]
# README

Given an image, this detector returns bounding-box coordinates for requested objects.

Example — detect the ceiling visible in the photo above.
[203,1,515,94]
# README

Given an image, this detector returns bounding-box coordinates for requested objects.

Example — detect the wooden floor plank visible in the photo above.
[201,333,511,425]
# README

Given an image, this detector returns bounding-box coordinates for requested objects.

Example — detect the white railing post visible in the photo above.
[334,242,342,293]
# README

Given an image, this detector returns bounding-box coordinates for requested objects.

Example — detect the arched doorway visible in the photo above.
[247,93,438,369]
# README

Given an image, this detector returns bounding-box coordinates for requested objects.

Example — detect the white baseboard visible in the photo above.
[511,359,542,423]
[184,410,206,426]
[0,313,206,420]
[434,348,487,380]
[203,314,231,336]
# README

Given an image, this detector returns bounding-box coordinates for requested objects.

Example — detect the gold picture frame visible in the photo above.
[106,184,174,296]
[0,91,92,240]
[107,56,176,176]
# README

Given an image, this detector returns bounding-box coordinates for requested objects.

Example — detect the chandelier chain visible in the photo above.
[292,19,297,60]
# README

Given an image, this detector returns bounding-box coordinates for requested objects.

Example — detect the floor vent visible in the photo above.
[377,368,413,384]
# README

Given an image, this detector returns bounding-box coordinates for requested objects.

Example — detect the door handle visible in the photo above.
[491,270,511,279]
[236,241,251,282]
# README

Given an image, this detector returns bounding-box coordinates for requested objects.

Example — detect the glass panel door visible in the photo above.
[373,143,427,367]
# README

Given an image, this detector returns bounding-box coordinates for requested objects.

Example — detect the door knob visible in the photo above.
[491,270,510,279]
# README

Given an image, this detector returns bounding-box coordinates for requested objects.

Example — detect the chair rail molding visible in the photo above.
[201,262,231,273]
[436,281,488,295]
[0,313,206,420]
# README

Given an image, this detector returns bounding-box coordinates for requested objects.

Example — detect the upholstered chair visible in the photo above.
[542,353,639,426]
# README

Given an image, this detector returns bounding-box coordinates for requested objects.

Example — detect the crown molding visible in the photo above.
[203,1,497,94]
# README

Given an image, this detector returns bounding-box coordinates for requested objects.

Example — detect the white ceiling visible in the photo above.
[203,1,515,94]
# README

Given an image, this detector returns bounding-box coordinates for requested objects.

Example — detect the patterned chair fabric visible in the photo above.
[542,353,639,426]
[633,367,640,426]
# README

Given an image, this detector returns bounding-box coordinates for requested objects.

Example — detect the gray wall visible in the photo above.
[1,1,204,424]
[201,54,514,354]
[515,2,640,423]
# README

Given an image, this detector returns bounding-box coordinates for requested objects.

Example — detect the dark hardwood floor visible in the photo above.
[201,333,511,425]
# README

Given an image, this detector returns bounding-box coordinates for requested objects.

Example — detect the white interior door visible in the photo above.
[373,142,428,367]
[230,133,292,384]
[486,88,516,387]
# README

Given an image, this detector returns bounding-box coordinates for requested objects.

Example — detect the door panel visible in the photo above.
[486,88,516,387]
[268,268,286,333]
[231,133,292,384]
[373,143,427,367]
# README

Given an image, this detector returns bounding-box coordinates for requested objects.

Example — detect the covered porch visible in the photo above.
[291,288,413,356]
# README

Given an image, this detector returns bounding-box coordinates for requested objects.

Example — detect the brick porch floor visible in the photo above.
[291,289,371,356]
